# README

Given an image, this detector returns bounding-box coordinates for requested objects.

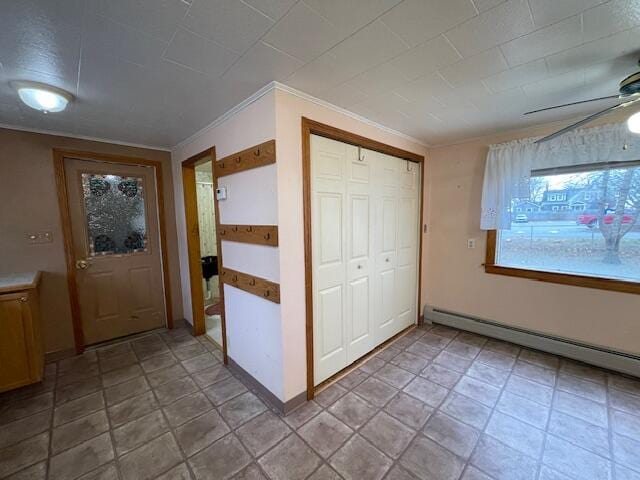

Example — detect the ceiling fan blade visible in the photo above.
[535,98,640,144]
[524,95,621,115]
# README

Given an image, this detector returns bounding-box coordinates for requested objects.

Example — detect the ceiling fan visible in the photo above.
[524,61,640,144]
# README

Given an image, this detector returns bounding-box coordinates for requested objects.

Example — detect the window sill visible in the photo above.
[484,264,640,295]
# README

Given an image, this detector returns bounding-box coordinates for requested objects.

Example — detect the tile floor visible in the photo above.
[1,324,639,480]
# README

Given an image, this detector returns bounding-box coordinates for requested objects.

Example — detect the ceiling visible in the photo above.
[1,0,640,148]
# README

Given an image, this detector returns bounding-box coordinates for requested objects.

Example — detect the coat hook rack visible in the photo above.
[218,224,278,246]
[214,140,275,178]
[220,267,280,304]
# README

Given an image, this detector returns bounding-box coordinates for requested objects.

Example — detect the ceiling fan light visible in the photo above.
[627,111,640,134]
[11,80,73,113]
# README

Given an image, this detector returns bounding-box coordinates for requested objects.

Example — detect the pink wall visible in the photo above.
[426,120,640,357]
[274,88,429,401]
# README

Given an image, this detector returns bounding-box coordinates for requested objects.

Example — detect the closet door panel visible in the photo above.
[349,277,370,345]
[397,163,421,330]
[397,197,417,266]
[317,285,344,359]
[346,153,374,362]
[312,135,352,384]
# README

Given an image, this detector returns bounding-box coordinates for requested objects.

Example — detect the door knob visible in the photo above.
[357,265,362,269]
[76,259,90,270]
[385,258,390,262]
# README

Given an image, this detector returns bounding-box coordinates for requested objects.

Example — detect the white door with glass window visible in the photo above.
[311,136,421,385]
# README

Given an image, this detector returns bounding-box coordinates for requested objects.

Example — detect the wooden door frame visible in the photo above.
[181,147,228,364]
[302,117,426,399]
[53,149,174,354]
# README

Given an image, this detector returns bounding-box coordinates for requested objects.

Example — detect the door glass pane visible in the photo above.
[81,173,148,257]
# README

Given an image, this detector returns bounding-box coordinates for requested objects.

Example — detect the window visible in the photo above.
[81,173,148,256]
[487,163,640,292]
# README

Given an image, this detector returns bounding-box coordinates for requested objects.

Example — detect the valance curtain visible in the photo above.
[480,122,640,230]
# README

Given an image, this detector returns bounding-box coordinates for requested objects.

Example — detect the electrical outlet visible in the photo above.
[27,232,53,244]
[467,238,476,249]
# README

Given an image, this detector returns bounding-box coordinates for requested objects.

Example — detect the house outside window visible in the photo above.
[491,164,640,284]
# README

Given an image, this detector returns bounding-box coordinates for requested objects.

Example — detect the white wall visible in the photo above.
[171,90,284,399]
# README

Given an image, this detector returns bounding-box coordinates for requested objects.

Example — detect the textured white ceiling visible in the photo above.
[1,0,640,148]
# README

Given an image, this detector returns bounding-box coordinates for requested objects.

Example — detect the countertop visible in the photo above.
[0,272,42,294]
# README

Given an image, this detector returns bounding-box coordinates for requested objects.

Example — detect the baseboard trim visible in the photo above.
[45,348,76,364]
[227,357,306,414]
[424,305,640,378]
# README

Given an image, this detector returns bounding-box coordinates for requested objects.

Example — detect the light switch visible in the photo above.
[215,186,227,200]
[467,238,476,249]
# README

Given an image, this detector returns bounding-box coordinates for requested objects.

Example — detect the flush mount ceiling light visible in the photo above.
[627,111,640,134]
[11,80,74,113]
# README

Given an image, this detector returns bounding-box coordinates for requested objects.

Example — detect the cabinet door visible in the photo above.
[0,293,33,392]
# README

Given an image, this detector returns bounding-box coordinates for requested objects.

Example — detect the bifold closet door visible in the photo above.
[311,136,420,385]
[368,149,421,346]
[311,135,375,384]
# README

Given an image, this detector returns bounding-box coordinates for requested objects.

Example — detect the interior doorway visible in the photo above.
[181,148,226,357]
[195,161,222,345]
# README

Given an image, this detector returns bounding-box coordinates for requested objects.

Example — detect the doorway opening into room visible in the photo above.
[181,148,226,356]
[195,161,222,346]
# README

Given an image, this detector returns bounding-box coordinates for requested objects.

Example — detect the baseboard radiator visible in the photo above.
[424,305,640,378]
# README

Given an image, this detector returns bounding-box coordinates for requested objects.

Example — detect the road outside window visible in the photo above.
[496,164,640,283]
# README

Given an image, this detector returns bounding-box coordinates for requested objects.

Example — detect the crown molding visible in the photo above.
[171,82,276,152]
[171,81,429,152]
[271,82,429,148]
[0,122,171,152]
[2,81,429,154]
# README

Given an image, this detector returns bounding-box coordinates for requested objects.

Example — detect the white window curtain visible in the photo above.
[480,122,640,230]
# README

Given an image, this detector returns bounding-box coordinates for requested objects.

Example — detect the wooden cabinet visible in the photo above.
[0,272,44,393]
